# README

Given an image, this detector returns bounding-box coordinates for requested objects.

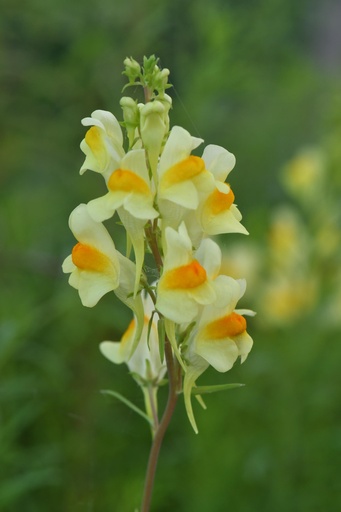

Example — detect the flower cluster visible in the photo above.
[63,56,254,433]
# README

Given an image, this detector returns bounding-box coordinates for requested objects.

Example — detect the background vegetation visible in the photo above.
[1,0,341,510]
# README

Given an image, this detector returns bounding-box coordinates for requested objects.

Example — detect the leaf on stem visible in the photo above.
[101,389,153,425]
[191,383,245,395]
[157,317,165,363]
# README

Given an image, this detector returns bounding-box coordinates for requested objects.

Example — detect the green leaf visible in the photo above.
[100,390,152,425]
[157,317,165,363]
[191,383,245,395]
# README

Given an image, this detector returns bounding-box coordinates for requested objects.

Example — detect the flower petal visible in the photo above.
[195,337,239,372]
[76,270,119,307]
[195,238,222,280]
[100,340,128,364]
[156,289,201,324]
[202,144,236,182]
[158,126,203,178]
[69,204,118,258]
[234,331,253,363]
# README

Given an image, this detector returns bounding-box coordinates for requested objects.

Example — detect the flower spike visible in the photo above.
[63,56,254,442]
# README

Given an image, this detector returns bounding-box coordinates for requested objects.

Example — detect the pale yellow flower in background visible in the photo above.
[80,110,125,179]
[220,242,262,293]
[268,206,310,271]
[281,147,325,202]
[315,221,341,259]
[260,275,319,327]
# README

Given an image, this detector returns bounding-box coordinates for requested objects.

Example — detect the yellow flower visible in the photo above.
[62,204,144,328]
[100,293,166,384]
[260,275,319,327]
[183,276,254,432]
[199,144,248,237]
[62,204,120,307]
[157,127,212,224]
[87,149,157,221]
[281,148,325,202]
[268,206,309,271]
[156,223,220,323]
[87,149,158,296]
[80,110,125,179]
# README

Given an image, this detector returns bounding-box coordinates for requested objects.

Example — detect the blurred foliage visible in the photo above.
[1,0,341,511]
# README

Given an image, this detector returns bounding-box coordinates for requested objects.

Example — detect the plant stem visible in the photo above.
[145,222,163,274]
[140,338,178,512]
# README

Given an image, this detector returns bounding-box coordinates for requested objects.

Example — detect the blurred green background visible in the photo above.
[1,0,341,510]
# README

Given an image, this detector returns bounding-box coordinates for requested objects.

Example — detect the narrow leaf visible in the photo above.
[191,383,245,395]
[157,317,165,363]
[101,389,152,425]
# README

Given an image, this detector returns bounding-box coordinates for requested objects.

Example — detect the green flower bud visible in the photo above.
[139,100,166,181]
[123,57,141,84]
[120,96,140,148]
[157,93,172,135]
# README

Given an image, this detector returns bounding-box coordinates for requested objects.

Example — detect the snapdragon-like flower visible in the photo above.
[80,110,125,179]
[157,126,211,227]
[100,293,166,385]
[87,149,157,222]
[156,222,221,324]
[183,145,248,247]
[199,144,248,236]
[62,204,144,330]
[183,276,254,432]
[87,149,158,295]
[100,293,167,429]
[62,204,120,307]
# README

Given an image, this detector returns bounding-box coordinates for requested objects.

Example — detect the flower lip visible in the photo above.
[206,187,235,215]
[108,168,150,194]
[203,312,247,340]
[161,155,206,187]
[71,243,112,273]
[162,259,207,290]
[85,126,102,153]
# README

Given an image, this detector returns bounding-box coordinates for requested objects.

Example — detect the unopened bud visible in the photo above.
[120,96,140,148]
[139,101,166,181]
[123,57,141,82]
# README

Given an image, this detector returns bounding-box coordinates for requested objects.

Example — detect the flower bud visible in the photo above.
[123,57,141,82]
[158,93,172,135]
[154,68,171,95]
[120,96,140,148]
[139,100,166,181]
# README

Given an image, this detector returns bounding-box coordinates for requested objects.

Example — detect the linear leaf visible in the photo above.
[100,390,152,425]
[191,383,245,395]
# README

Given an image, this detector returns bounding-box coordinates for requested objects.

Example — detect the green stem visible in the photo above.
[144,86,153,103]
[145,222,163,274]
[143,385,159,437]
[140,338,178,512]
